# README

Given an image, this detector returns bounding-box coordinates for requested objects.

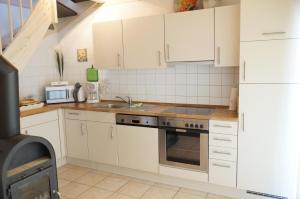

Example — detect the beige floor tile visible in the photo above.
[74,172,106,186]
[154,183,180,191]
[60,182,90,198]
[110,173,132,180]
[59,168,90,181]
[180,188,207,197]
[95,176,129,192]
[129,177,155,186]
[90,169,112,176]
[141,186,178,199]
[58,166,72,174]
[108,193,138,199]
[207,193,237,199]
[174,192,206,199]
[118,181,151,198]
[77,187,114,199]
[58,178,71,188]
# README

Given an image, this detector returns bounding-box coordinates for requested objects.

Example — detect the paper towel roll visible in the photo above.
[229,88,238,111]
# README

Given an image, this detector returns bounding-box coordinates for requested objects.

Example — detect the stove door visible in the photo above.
[9,167,58,199]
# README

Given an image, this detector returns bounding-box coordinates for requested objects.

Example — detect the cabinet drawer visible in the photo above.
[209,120,238,135]
[209,134,237,149]
[21,110,58,128]
[64,110,85,120]
[84,111,115,123]
[209,146,237,162]
[209,159,236,187]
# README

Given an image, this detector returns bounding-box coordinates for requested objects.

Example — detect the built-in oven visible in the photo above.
[159,117,209,172]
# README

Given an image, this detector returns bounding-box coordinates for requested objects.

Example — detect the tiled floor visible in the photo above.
[58,164,236,199]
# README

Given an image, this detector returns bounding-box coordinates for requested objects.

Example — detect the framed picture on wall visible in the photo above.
[77,48,88,62]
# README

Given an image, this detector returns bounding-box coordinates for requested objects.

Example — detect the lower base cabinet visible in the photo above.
[65,119,89,160]
[87,122,118,166]
[117,125,159,173]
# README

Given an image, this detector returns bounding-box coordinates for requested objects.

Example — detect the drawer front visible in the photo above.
[209,120,238,135]
[209,146,237,162]
[21,110,58,128]
[209,134,237,149]
[84,111,116,123]
[64,110,85,120]
[209,159,236,187]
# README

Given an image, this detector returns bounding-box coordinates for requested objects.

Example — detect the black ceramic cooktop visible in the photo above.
[162,107,214,115]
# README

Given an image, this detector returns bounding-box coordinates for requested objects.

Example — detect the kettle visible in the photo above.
[73,83,85,103]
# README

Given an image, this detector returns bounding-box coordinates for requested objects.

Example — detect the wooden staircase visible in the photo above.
[0,0,57,71]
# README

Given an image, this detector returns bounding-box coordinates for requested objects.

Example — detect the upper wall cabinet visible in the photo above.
[240,39,300,84]
[215,5,240,67]
[165,9,214,62]
[241,0,300,41]
[123,15,165,68]
[93,20,124,69]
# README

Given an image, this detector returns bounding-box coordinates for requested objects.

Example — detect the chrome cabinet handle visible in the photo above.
[166,44,170,60]
[213,137,232,142]
[243,61,246,81]
[212,150,231,155]
[110,126,114,139]
[68,112,79,116]
[242,113,245,132]
[213,163,231,168]
[117,53,121,68]
[262,31,286,35]
[158,51,162,66]
[213,124,232,129]
[217,47,221,65]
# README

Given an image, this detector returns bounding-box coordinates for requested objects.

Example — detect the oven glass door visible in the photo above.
[159,128,208,171]
[166,130,200,165]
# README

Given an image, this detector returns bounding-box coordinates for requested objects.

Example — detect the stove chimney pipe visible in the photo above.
[0,55,20,138]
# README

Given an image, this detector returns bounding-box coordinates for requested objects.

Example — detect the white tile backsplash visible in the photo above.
[101,63,239,106]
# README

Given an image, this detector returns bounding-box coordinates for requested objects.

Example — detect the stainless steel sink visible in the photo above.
[93,103,128,109]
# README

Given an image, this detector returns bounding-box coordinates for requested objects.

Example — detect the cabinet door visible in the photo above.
[240,40,300,84]
[215,5,240,67]
[93,20,123,69]
[241,0,300,41]
[24,120,62,161]
[165,9,214,62]
[87,122,118,166]
[117,125,159,173]
[123,15,165,68]
[238,84,300,198]
[65,119,89,160]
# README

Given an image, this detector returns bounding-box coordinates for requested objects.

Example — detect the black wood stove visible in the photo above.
[0,56,59,199]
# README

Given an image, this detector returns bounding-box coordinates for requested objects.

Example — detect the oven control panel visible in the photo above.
[159,117,209,130]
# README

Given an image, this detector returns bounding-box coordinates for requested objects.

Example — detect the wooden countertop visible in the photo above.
[20,101,238,121]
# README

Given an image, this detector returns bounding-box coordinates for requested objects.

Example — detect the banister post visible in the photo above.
[19,0,24,27]
[7,0,14,42]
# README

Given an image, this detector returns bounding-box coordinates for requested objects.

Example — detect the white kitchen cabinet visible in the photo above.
[238,84,300,198]
[65,119,89,160]
[93,20,123,69]
[215,5,240,67]
[87,122,118,166]
[240,40,300,84]
[22,120,62,161]
[123,15,165,68]
[165,9,214,62]
[117,125,159,173]
[241,0,300,41]
[21,111,62,163]
[209,159,236,188]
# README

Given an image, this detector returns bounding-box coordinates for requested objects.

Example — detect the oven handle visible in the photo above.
[159,127,208,134]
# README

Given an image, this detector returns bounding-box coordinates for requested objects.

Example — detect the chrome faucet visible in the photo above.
[116,96,133,107]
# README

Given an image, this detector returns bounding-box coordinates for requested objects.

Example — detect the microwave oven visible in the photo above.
[45,85,75,104]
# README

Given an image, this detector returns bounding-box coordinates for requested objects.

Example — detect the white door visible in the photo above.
[165,9,214,62]
[65,119,89,160]
[87,122,118,166]
[93,20,123,69]
[215,5,240,67]
[238,84,300,198]
[240,39,300,84]
[241,0,300,41]
[25,121,62,161]
[123,15,165,68]
[117,125,159,173]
